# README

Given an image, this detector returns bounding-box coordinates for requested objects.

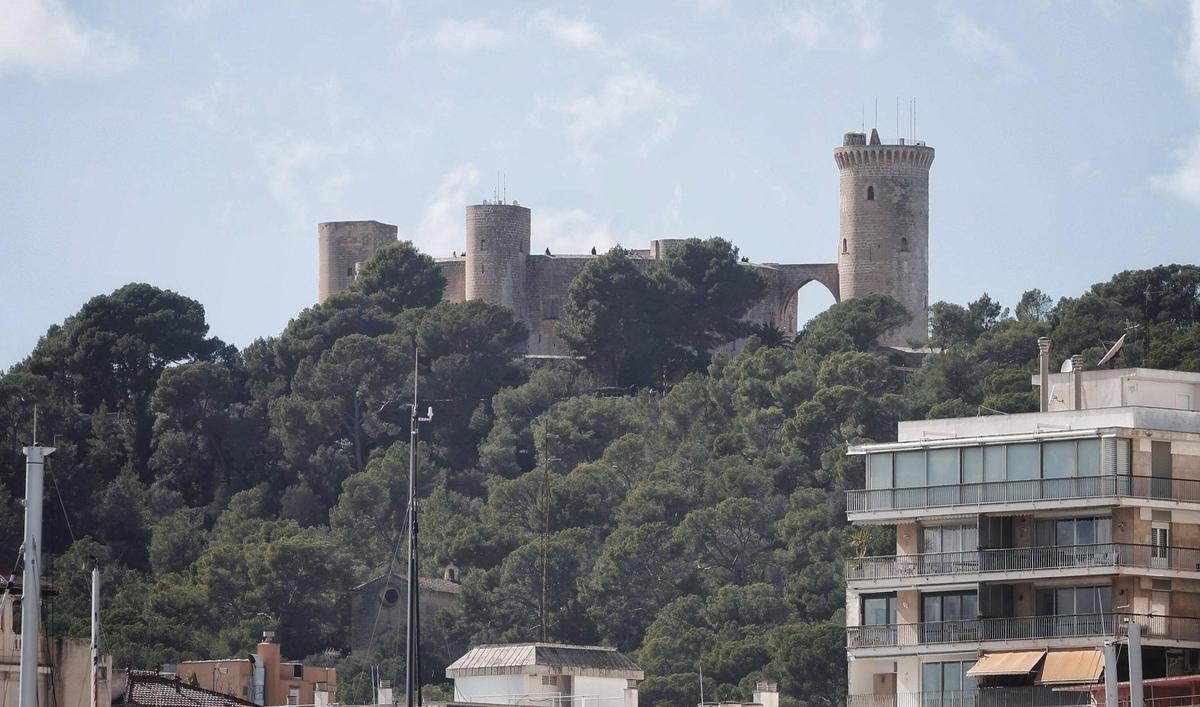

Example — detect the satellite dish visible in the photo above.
[1060,358,1074,373]
[1097,333,1127,367]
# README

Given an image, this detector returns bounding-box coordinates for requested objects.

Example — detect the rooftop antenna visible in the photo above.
[861,103,864,132]
[873,96,877,129]
[503,173,506,204]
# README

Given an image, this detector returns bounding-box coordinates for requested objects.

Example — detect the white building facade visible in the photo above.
[844,365,1200,706]
[446,643,642,707]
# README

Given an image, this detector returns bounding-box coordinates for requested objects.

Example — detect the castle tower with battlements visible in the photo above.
[834,128,935,347]
[317,130,934,353]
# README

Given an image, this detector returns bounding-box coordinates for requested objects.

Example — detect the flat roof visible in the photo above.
[446,643,643,680]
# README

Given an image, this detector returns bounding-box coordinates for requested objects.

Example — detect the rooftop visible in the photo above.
[446,643,643,680]
[123,670,259,707]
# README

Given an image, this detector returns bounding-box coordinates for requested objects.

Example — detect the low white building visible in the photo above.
[445,643,642,707]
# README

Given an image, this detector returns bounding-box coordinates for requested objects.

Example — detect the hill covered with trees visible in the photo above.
[3,242,1197,706]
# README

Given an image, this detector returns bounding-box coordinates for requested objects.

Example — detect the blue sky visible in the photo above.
[2,0,1199,367]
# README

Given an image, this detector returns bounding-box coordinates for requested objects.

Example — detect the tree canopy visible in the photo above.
[5,252,1196,706]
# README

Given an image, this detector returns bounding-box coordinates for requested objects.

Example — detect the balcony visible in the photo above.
[847,543,1200,587]
[846,475,1200,521]
[846,686,1089,706]
[846,613,1200,655]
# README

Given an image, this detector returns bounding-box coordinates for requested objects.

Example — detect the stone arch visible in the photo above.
[777,264,840,333]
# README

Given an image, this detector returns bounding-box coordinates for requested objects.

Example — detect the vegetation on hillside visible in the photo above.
[3,244,1196,705]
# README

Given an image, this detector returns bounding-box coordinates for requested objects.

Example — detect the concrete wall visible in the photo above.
[834,132,933,347]
[453,674,525,704]
[317,221,397,303]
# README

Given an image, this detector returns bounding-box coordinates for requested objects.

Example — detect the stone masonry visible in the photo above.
[317,131,934,352]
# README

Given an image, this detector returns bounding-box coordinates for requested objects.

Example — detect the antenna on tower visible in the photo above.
[861,103,864,132]
[895,96,899,140]
[874,96,878,129]
[503,173,506,203]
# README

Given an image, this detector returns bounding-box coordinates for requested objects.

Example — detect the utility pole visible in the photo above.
[405,348,432,707]
[91,562,100,707]
[540,421,557,642]
[20,419,54,707]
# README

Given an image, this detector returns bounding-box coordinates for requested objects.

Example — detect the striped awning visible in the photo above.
[966,650,1047,677]
[1037,650,1105,685]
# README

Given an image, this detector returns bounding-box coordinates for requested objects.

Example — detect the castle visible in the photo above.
[317,129,933,352]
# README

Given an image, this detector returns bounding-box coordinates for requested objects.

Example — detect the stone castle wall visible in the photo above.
[318,132,934,352]
[317,221,398,303]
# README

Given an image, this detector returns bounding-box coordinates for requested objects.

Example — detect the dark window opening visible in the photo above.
[867,186,875,201]
[346,266,354,277]
[842,239,848,254]
[382,587,400,606]
[480,239,487,250]
[900,237,909,252]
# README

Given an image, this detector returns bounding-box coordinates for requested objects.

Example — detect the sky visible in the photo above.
[2,0,1199,368]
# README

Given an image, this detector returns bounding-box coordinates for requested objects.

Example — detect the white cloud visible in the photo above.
[0,0,136,77]
[779,0,880,53]
[948,16,1015,66]
[529,9,604,51]
[184,78,234,129]
[411,164,480,254]
[254,134,367,231]
[1152,135,1200,205]
[547,72,685,165]
[430,18,504,52]
[533,208,620,255]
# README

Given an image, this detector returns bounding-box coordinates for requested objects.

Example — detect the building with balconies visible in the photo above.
[843,357,1200,706]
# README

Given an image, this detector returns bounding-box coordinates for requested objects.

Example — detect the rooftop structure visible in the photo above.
[842,346,1200,706]
[176,633,335,707]
[122,670,259,707]
[349,567,462,655]
[446,643,642,707]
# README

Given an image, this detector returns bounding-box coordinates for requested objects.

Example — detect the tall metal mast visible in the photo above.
[20,427,54,707]
[405,348,431,707]
[91,562,100,707]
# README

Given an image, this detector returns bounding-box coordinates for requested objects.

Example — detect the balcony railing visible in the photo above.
[847,543,1200,581]
[847,686,1089,707]
[847,475,1200,514]
[847,613,1200,650]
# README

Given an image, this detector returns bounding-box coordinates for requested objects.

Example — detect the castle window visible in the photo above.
[382,586,400,606]
[842,239,848,254]
[480,263,485,273]
[346,266,355,277]
[866,186,875,201]
[900,237,909,252]
[480,239,487,250]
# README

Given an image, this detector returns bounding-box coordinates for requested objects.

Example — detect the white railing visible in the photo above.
[847,543,1200,581]
[847,475,1200,514]
[847,613,1200,650]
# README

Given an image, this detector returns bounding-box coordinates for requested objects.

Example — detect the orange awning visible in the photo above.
[1037,650,1105,685]
[966,650,1047,677]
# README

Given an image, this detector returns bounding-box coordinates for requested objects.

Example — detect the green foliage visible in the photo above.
[10,259,1196,704]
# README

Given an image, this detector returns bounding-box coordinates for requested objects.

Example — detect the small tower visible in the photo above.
[464,201,531,320]
[317,220,398,303]
[834,128,934,347]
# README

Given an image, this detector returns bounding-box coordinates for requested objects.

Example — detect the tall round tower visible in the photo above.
[464,202,531,318]
[834,129,934,347]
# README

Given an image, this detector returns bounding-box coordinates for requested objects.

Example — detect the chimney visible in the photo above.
[376,679,393,707]
[1071,355,1085,410]
[623,679,639,707]
[752,681,778,707]
[1037,337,1051,412]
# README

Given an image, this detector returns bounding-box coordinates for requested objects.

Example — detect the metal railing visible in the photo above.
[847,475,1200,514]
[847,613,1200,649]
[847,543,1200,581]
[847,686,1089,706]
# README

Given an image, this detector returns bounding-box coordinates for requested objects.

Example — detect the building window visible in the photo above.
[862,593,896,625]
[382,586,401,606]
[480,239,487,251]
[293,665,304,679]
[1035,585,1112,636]
[287,688,300,705]
[842,238,848,254]
[900,237,909,252]
[867,186,875,200]
[921,660,978,706]
[1152,525,1170,565]
[922,592,977,643]
[480,263,485,273]
[346,266,355,277]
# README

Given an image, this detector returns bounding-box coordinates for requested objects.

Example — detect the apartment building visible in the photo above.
[844,357,1200,706]
[177,632,335,706]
